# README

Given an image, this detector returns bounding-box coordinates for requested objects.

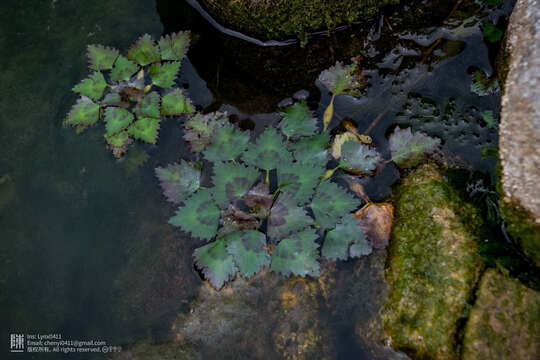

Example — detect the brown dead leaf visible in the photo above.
[354,202,394,249]
[342,120,372,144]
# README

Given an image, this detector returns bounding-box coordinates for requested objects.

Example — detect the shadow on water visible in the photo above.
[0,0,532,359]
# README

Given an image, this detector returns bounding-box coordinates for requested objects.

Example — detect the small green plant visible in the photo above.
[471,70,499,96]
[157,94,440,289]
[481,22,504,43]
[65,33,194,157]
[317,58,367,131]
[480,110,497,129]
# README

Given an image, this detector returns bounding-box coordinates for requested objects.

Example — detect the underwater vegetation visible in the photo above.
[156,60,441,289]
[65,33,194,157]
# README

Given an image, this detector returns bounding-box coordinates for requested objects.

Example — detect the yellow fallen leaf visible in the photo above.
[331,132,358,159]
[323,94,335,131]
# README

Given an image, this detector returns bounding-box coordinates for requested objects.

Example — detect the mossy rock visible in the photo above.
[381,163,484,360]
[199,0,398,41]
[495,163,540,268]
[171,271,335,359]
[499,199,540,268]
[462,269,540,360]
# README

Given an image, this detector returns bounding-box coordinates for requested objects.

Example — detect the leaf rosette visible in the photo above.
[66,32,195,157]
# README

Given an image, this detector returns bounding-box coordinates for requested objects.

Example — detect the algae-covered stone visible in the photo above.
[272,277,334,360]
[495,163,540,269]
[381,163,484,360]
[199,0,398,41]
[462,269,540,360]
[172,271,335,359]
[499,198,540,268]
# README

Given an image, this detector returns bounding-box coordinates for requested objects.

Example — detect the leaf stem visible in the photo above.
[265,169,270,185]
[323,165,341,180]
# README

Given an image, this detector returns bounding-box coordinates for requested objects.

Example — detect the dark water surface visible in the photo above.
[1,0,529,359]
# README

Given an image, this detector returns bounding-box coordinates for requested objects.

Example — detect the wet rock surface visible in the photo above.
[462,268,540,360]
[381,163,484,360]
[500,0,540,224]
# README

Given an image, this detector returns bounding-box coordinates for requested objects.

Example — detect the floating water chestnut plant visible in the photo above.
[318,57,367,131]
[65,33,194,157]
[157,92,441,289]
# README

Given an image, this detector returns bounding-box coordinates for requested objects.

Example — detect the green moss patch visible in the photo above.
[462,269,540,360]
[200,0,398,41]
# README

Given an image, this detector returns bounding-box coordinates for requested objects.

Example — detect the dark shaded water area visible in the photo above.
[1,0,535,359]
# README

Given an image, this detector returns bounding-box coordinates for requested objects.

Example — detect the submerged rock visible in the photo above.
[381,163,484,360]
[171,270,335,359]
[197,0,398,41]
[114,340,200,360]
[462,269,540,360]
[499,0,540,264]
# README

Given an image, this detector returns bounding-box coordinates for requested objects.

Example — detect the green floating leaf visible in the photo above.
[72,72,108,101]
[318,60,365,97]
[126,34,160,66]
[110,55,139,82]
[194,239,237,289]
[161,88,195,116]
[268,192,313,241]
[134,91,161,119]
[128,117,160,144]
[242,128,293,170]
[226,230,270,278]
[388,127,440,168]
[155,160,201,204]
[203,123,250,162]
[64,97,100,132]
[169,189,220,240]
[149,61,181,88]
[183,112,228,153]
[322,215,371,260]
[277,162,325,204]
[104,130,133,158]
[481,22,504,43]
[104,107,134,136]
[311,180,360,229]
[340,141,382,175]
[159,31,190,61]
[290,132,330,165]
[212,161,260,208]
[480,110,497,129]
[87,44,119,71]
[102,92,131,108]
[279,101,318,138]
[271,228,320,277]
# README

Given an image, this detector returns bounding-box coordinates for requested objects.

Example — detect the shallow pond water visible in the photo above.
[1,0,536,359]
